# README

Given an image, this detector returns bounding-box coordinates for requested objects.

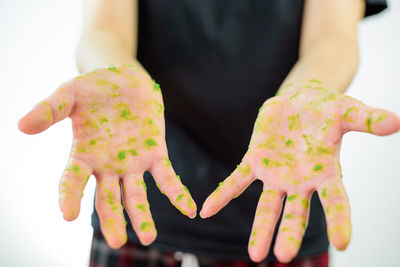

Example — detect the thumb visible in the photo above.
[18,81,75,134]
[341,95,400,136]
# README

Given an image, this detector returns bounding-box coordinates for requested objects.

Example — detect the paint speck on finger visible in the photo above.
[144,138,157,149]
[140,222,152,231]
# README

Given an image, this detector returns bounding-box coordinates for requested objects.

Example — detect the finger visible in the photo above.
[18,81,75,134]
[151,157,197,218]
[273,192,311,263]
[95,174,127,249]
[248,189,283,262]
[59,158,92,221]
[200,163,254,218]
[317,179,351,251]
[122,173,157,246]
[341,96,400,135]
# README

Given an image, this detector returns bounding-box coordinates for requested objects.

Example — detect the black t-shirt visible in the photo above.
[92,0,387,261]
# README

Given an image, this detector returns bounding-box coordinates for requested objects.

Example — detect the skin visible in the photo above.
[18,0,398,263]
[18,65,197,249]
[200,81,400,262]
[200,80,400,262]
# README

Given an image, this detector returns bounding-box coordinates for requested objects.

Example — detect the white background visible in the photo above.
[0,0,399,266]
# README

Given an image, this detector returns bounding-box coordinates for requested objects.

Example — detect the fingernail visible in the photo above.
[199,211,206,219]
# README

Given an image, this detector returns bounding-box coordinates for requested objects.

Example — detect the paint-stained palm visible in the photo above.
[200,80,400,263]
[18,65,196,249]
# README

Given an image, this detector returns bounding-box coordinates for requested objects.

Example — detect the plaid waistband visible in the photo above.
[89,230,329,267]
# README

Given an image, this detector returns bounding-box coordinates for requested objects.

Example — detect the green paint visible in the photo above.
[237,164,251,175]
[136,204,146,212]
[176,194,185,202]
[101,117,108,123]
[301,198,309,209]
[258,105,265,114]
[285,139,295,147]
[117,151,126,161]
[116,169,125,174]
[365,117,372,133]
[310,79,323,84]
[249,240,255,247]
[301,221,307,230]
[165,158,171,167]
[326,206,330,216]
[106,128,112,138]
[284,214,292,220]
[121,109,131,119]
[283,153,295,162]
[183,185,190,194]
[343,107,358,118]
[322,118,333,132]
[176,175,181,181]
[287,194,298,202]
[107,65,120,74]
[145,138,157,149]
[140,222,152,231]
[313,164,323,172]
[251,230,257,237]
[107,191,115,206]
[152,79,161,92]
[302,134,334,156]
[281,227,287,232]
[97,79,121,97]
[304,92,340,111]
[156,103,164,114]
[290,91,301,100]
[335,203,344,212]
[376,114,386,122]
[128,149,138,156]
[304,85,312,88]
[72,164,80,172]
[262,158,270,166]
[321,187,327,198]
[288,113,301,131]
[141,181,147,191]
[89,139,96,146]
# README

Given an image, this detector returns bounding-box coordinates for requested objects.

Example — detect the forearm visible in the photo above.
[76,29,145,73]
[277,36,359,95]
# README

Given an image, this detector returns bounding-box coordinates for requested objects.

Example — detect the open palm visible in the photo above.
[200,82,400,262]
[19,65,196,249]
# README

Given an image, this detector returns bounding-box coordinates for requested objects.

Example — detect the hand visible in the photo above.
[19,65,196,248]
[200,80,400,262]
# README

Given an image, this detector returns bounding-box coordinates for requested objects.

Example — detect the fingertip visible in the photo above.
[139,231,157,246]
[199,210,206,219]
[59,198,80,221]
[273,235,303,264]
[199,207,213,219]
[18,116,43,135]
[328,223,351,251]
[248,247,268,263]
[62,211,78,222]
[18,103,53,134]
[273,245,295,264]
[369,109,400,136]
[107,235,127,250]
